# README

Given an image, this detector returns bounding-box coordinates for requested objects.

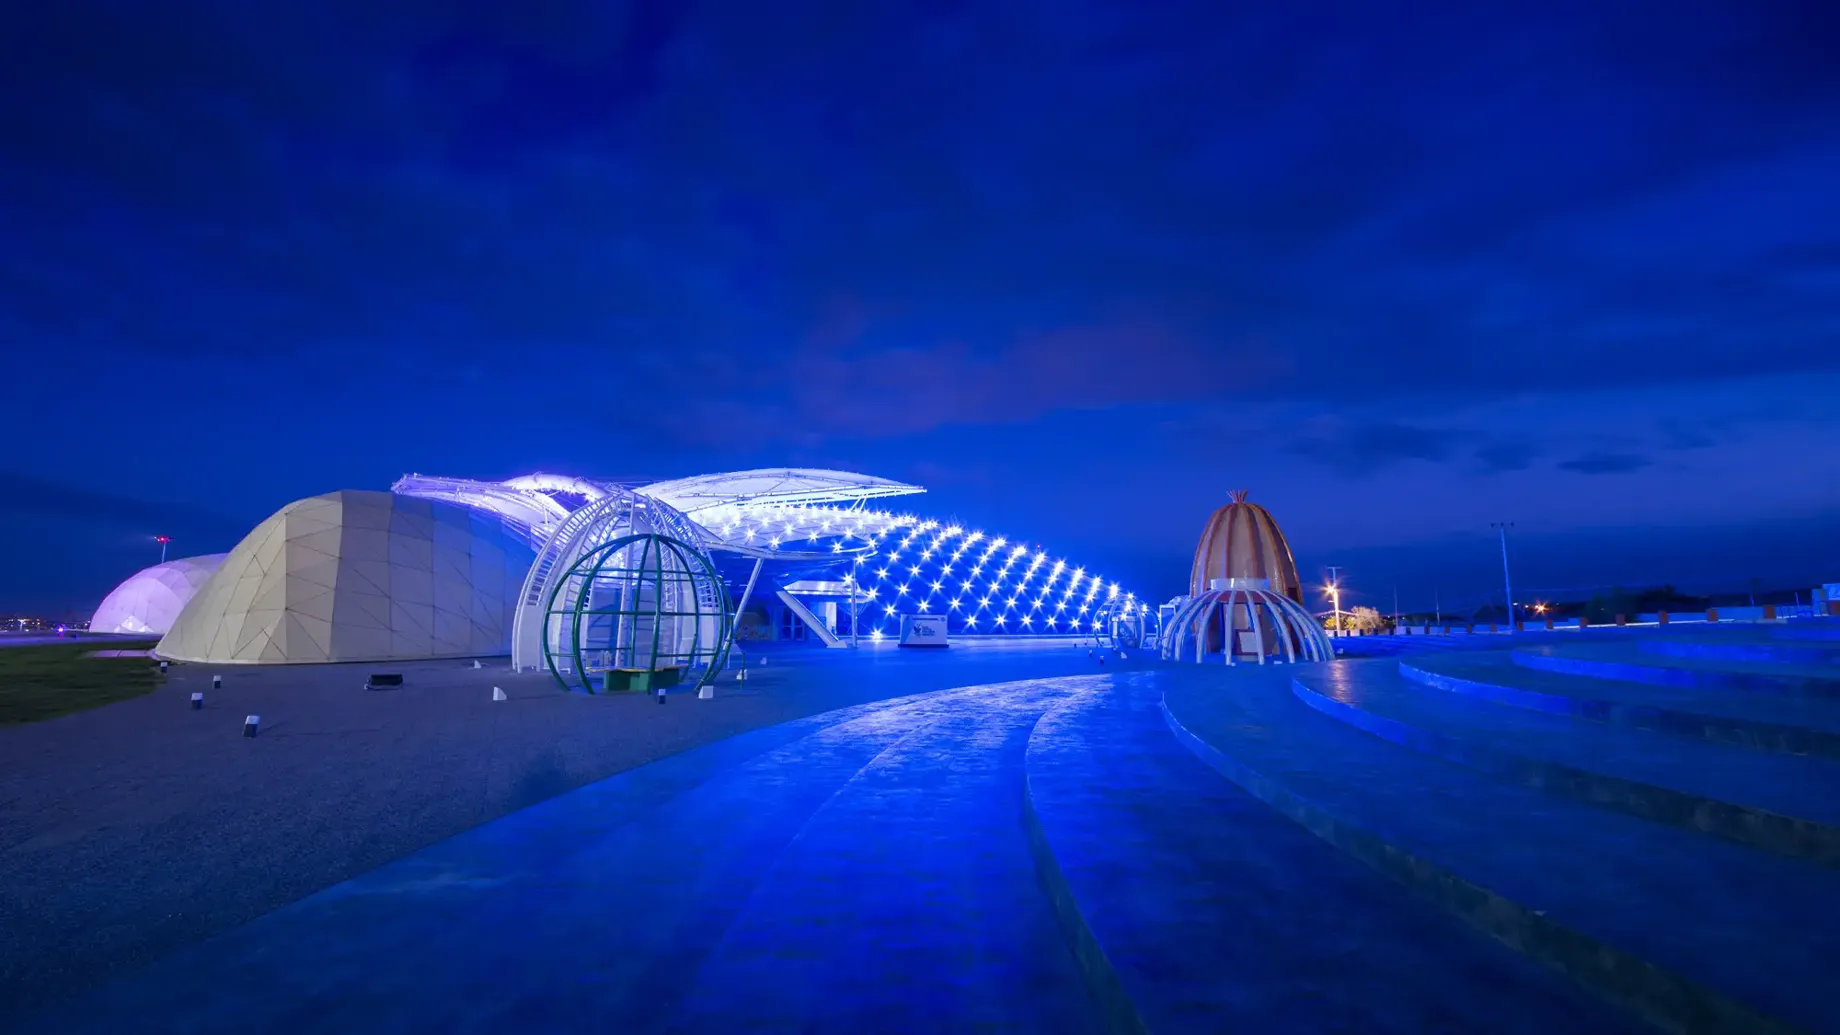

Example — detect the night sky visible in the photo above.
[3,1,1838,618]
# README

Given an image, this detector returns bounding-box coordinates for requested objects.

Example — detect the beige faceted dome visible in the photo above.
[156,490,535,664]
[1189,490,1305,604]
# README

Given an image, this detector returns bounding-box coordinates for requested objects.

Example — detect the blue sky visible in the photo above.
[3,0,1838,616]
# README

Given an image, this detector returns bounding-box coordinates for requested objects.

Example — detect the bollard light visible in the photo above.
[243,715,260,738]
[213,675,223,690]
[190,692,203,710]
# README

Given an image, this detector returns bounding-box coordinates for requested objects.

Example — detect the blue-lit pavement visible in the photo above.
[1025,672,1634,1034]
[1166,661,1840,1034]
[24,679,1102,1035]
[20,669,1640,1035]
[29,639,1840,1034]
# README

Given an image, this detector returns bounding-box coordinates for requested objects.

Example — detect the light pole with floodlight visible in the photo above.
[1491,522,1515,632]
[1325,565,1345,636]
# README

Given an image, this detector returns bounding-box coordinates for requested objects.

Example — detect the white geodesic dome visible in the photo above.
[156,490,535,664]
[90,554,228,635]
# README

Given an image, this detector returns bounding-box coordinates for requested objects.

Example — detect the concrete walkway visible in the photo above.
[0,640,1152,1019]
[22,679,1105,1035]
[19,634,1837,1033]
[20,669,1648,1035]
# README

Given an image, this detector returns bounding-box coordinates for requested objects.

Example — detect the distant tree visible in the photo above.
[1633,584,1709,614]
[1584,585,1635,624]
[1345,605,1390,633]
[1322,606,1398,633]
[1584,584,1709,621]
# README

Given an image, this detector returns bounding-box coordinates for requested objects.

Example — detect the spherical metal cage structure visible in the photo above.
[512,486,708,673]
[1098,606,1149,650]
[542,533,732,694]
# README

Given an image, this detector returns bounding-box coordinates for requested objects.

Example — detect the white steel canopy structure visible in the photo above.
[638,468,921,514]
[390,474,572,550]
[393,467,1151,650]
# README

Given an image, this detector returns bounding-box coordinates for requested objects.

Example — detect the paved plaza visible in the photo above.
[6,624,1840,1033]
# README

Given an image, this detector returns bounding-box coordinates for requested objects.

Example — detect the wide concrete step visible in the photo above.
[1514,642,1840,698]
[1774,618,1840,642]
[1325,633,1518,659]
[1293,661,1840,866]
[1403,652,1840,759]
[1639,636,1840,667]
[1022,674,1639,1035]
[1160,666,1840,1035]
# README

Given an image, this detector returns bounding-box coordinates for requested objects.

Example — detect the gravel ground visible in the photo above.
[0,639,1137,1019]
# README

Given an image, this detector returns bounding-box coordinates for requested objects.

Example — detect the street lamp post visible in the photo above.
[155,535,171,564]
[1325,565,1345,637]
[1492,522,1515,632]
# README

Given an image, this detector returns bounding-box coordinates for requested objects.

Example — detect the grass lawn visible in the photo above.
[0,640,164,725]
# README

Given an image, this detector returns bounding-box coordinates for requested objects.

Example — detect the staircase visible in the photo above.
[1019,626,1840,1034]
[775,589,846,648]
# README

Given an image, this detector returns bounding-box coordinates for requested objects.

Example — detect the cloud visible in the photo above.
[778,323,1284,437]
[1557,451,1654,475]
[6,2,1840,430]
[1656,419,1720,451]
[578,320,1287,446]
[0,471,247,536]
[1287,421,1459,477]
[1473,440,1540,473]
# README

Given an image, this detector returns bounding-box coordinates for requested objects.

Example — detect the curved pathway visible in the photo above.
[21,679,1100,1035]
[23,671,1654,1034]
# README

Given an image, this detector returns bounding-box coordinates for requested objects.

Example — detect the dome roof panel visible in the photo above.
[90,554,228,636]
[1189,490,1304,603]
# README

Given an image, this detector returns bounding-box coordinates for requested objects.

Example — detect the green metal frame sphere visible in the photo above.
[541,533,732,695]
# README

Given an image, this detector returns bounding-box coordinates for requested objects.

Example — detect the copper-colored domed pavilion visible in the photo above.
[1189,490,1305,604]
[1162,489,1331,666]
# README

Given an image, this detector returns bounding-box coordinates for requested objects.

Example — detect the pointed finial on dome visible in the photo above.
[1228,489,1249,504]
